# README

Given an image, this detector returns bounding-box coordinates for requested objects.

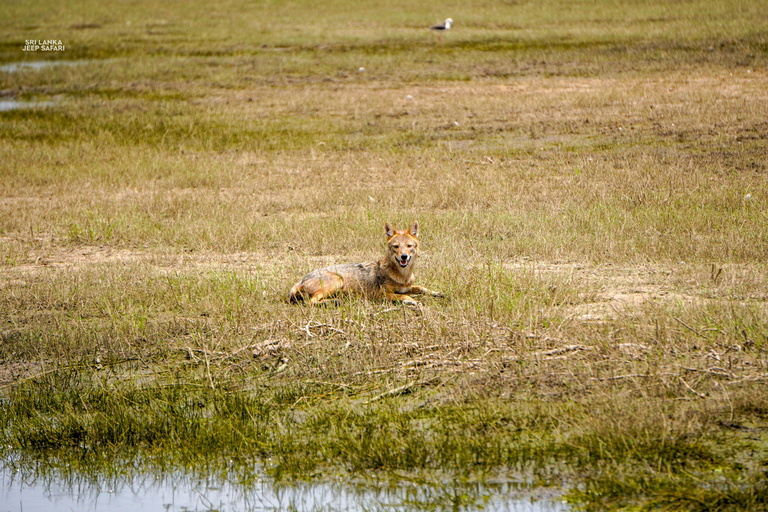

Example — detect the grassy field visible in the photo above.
[2,0,768,510]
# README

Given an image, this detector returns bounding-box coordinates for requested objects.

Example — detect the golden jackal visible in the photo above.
[288,222,443,306]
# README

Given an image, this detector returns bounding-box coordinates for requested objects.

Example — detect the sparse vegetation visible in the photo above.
[1,0,768,510]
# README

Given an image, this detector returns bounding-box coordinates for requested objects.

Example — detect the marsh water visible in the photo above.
[0,100,54,111]
[0,466,571,512]
[0,59,90,110]
[0,59,87,73]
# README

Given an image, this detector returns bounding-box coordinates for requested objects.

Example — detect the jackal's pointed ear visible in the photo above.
[385,222,395,239]
[408,221,419,238]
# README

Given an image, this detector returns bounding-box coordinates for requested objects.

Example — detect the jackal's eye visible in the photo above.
[392,244,399,250]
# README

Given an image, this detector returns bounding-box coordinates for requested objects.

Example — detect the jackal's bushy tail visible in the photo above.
[287,283,305,303]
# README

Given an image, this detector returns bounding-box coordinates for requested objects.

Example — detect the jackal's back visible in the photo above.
[288,261,383,303]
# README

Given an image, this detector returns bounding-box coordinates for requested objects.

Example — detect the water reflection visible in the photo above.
[0,100,53,111]
[0,60,87,73]
[0,466,570,512]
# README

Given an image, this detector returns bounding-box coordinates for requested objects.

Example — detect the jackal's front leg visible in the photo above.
[405,285,445,298]
[384,286,444,306]
[384,290,419,305]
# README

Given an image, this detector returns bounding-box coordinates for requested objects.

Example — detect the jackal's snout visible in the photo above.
[392,240,416,268]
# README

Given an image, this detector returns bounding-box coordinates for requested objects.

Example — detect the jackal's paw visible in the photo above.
[431,290,446,298]
[312,298,343,306]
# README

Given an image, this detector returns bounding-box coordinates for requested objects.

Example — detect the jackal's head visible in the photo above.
[385,222,419,269]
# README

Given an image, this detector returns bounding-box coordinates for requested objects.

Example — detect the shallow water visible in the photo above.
[0,60,86,73]
[0,100,53,111]
[0,466,571,512]
[0,59,83,111]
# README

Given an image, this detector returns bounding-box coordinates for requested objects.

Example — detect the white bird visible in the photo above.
[430,18,453,44]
